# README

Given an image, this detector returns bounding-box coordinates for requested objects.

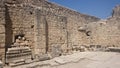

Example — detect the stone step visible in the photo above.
[9,58,33,67]
[6,47,32,65]
[108,47,120,52]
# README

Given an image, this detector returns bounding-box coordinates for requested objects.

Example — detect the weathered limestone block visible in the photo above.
[50,45,62,58]
[37,54,51,61]
[6,47,32,65]
[107,47,120,52]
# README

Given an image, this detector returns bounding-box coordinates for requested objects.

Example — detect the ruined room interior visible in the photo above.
[0,0,120,68]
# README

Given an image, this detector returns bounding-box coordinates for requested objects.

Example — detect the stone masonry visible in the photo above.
[0,0,120,64]
[0,0,5,63]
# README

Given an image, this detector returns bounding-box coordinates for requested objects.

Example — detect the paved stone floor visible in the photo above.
[5,52,120,68]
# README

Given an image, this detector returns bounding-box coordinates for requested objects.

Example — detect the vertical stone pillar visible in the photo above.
[34,9,47,56]
[0,0,5,63]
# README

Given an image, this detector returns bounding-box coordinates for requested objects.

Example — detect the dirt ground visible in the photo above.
[5,52,120,68]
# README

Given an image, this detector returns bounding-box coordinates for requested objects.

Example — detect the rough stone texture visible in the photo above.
[1,0,100,58]
[0,0,120,64]
[77,5,120,48]
[6,47,32,63]
[0,0,5,63]
[81,18,120,48]
[112,5,120,17]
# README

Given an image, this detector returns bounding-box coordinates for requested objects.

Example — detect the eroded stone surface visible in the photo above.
[0,0,120,65]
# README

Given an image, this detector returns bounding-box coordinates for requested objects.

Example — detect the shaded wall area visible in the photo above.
[0,0,5,62]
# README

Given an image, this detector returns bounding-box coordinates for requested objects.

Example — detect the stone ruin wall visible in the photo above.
[85,20,120,47]
[86,5,120,47]
[1,0,120,63]
[0,0,5,62]
[3,0,100,55]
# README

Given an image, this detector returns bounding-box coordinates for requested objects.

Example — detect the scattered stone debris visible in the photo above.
[4,52,120,68]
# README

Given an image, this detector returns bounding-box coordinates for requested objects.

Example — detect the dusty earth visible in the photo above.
[5,52,120,68]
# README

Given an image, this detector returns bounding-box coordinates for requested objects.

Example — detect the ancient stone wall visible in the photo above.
[4,3,36,58]
[0,0,5,62]
[3,0,100,56]
[0,0,106,62]
[0,0,119,64]
[109,5,120,47]
[29,0,100,54]
[85,18,120,47]
[106,17,120,47]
